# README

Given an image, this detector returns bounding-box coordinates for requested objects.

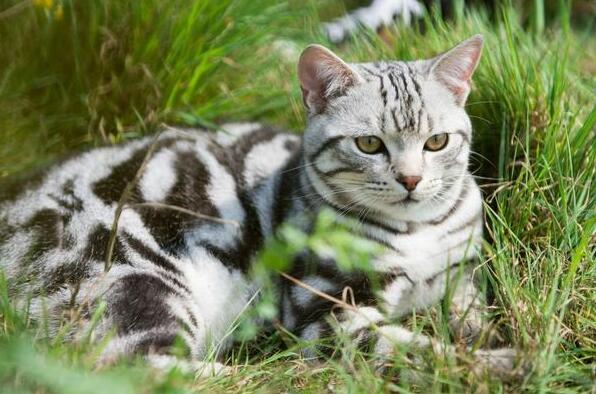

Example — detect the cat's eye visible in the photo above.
[424,133,449,151]
[355,136,384,154]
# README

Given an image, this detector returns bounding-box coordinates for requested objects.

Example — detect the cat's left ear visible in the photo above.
[427,34,483,106]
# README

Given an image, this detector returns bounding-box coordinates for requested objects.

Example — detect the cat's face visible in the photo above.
[298,36,483,221]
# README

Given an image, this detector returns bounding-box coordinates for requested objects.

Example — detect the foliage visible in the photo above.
[0,0,594,392]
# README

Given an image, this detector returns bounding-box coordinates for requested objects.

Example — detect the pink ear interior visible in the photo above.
[297,47,324,95]
[431,35,484,105]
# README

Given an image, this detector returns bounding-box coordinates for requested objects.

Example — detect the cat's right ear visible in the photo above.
[427,35,484,106]
[298,44,362,114]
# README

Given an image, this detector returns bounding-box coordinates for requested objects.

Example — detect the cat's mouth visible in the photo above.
[402,195,419,204]
[389,194,419,205]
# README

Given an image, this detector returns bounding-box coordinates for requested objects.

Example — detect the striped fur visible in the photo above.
[0,37,516,374]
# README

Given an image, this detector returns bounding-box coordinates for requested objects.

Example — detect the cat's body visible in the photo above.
[0,123,303,360]
[0,36,516,374]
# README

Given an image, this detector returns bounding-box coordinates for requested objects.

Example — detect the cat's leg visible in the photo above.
[98,332,231,377]
[333,305,518,376]
[447,271,485,345]
[91,266,235,377]
[146,354,232,378]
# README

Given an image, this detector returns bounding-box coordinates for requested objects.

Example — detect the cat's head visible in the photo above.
[298,35,483,222]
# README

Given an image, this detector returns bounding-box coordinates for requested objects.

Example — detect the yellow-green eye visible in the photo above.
[424,133,449,151]
[355,136,384,154]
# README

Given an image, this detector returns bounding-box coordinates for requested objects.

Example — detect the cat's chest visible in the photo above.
[370,221,480,281]
[395,224,448,256]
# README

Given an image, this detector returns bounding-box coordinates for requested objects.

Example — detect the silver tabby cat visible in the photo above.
[0,35,516,374]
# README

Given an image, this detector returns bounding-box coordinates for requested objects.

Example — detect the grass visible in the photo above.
[0,0,594,392]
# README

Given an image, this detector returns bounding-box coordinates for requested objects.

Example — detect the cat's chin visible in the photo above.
[375,197,441,222]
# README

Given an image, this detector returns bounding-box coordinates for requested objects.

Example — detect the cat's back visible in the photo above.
[0,123,299,223]
[1,128,198,226]
[0,123,300,286]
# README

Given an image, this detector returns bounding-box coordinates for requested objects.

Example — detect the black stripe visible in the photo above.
[26,224,122,297]
[123,233,182,275]
[429,181,469,226]
[378,267,415,287]
[308,136,344,165]
[203,244,238,269]
[48,180,83,213]
[372,62,385,72]
[222,126,281,187]
[391,107,400,131]
[360,65,383,79]
[133,330,179,355]
[427,114,434,132]
[407,64,422,97]
[138,150,220,257]
[388,73,407,131]
[397,72,416,129]
[292,278,375,328]
[365,235,405,256]
[425,257,477,287]
[456,130,471,144]
[417,106,423,132]
[92,138,178,205]
[318,166,355,178]
[184,305,199,330]
[272,153,303,230]
[0,218,12,247]
[378,76,389,134]
[108,273,177,335]
[379,76,387,107]
[380,110,387,134]
[210,126,284,271]
[388,73,400,102]
[352,327,378,353]
[398,72,413,106]
[441,213,482,240]
[23,209,64,259]
[83,225,127,265]
[320,195,409,236]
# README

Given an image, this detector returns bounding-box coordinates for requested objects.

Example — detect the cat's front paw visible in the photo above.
[449,308,483,345]
[470,347,528,381]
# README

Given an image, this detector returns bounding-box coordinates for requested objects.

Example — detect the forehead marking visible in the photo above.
[388,72,407,131]
[391,65,424,133]
[378,75,388,134]
[360,62,427,135]
[358,65,389,134]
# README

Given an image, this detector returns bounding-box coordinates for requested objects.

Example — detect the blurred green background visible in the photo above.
[0,0,594,392]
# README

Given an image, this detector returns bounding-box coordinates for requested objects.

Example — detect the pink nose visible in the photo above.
[397,175,422,191]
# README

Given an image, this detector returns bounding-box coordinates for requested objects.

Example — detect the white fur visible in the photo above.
[216,122,262,146]
[140,148,178,202]
[181,248,255,358]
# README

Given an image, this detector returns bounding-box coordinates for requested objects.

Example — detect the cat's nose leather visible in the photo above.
[397,175,422,191]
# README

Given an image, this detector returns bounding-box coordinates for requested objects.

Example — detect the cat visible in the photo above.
[0,34,517,376]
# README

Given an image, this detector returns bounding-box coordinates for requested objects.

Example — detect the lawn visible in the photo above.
[0,0,594,392]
